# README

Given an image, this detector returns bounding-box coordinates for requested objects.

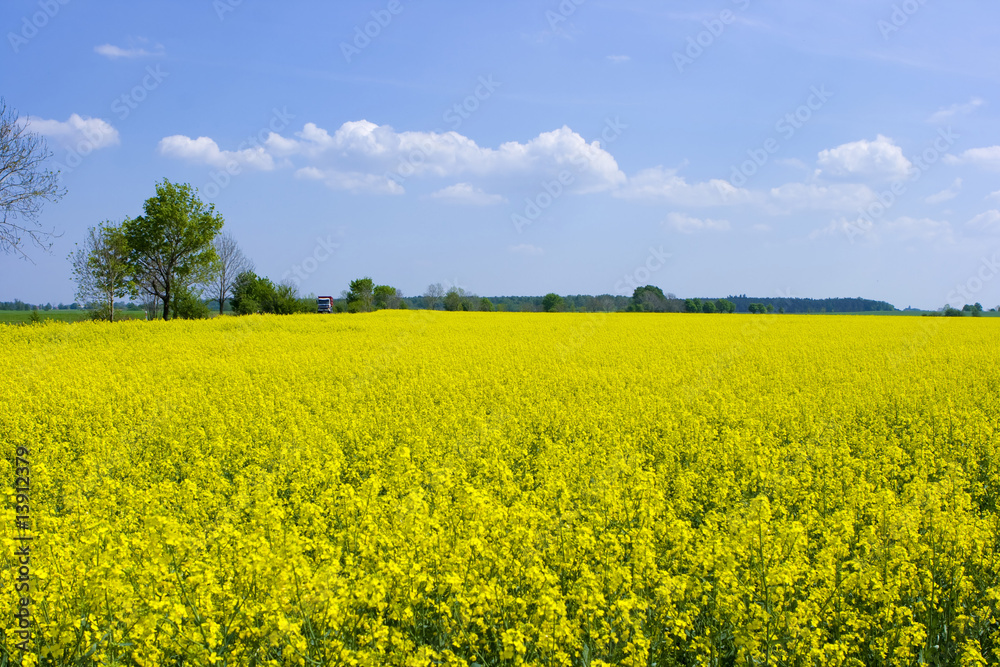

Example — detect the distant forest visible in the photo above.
[3,295,898,315]
[396,294,897,314]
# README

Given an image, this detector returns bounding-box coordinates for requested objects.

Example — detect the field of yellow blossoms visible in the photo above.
[2,311,999,666]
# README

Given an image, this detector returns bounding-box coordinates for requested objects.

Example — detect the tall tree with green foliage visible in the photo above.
[122,179,223,320]
[346,277,375,313]
[374,284,403,309]
[542,293,565,312]
[69,221,130,322]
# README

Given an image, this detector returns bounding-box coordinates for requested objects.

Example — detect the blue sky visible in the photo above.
[2,0,999,309]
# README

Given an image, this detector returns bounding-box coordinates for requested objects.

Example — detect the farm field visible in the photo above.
[2,312,999,666]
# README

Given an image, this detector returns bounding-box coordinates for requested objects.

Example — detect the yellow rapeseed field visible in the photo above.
[2,312,999,666]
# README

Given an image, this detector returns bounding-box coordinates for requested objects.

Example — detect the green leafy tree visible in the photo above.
[443,287,464,312]
[702,300,717,314]
[479,297,494,312]
[171,284,210,320]
[231,271,267,315]
[122,179,223,320]
[374,284,403,310]
[685,298,703,313]
[715,299,736,314]
[70,222,130,322]
[542,293,565,312]
[346,277,375,313]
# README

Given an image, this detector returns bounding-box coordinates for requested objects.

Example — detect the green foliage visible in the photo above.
[443,287,472,312]
[702,300,717,314]
[373,284,403,310]
[542,293,565,313]
[347,277,375,313]
[479,297,494,312]
[685,298,702,313]
[232,271,269,315]
[231,271,304,315]
[172,284,210,320]
[715,299,736,313]
[944,307,964,317]
[748,303,767,314]
[27,309,41,324]
[122,179,224,320]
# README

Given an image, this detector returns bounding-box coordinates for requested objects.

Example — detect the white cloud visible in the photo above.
[816,135,912,182]
[508,243,544,256]
[26,114,119,150]
[166,121,626,195]
[607,55,630,63]
[767,182,877,212]
[946,146,1000,170]
[927,97,984,124]
[616,167,755,206]
[294,167,403,195]
[94,43,165,59]
[663,212,730,233]
[429,183,506,206]
[989,190,1000,201]
[925,178,963,205]
[158,135,275,171]
[967,210,1000,233]
[752,223,772,233]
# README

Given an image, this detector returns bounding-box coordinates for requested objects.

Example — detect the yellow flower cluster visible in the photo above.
[1,312,999,666]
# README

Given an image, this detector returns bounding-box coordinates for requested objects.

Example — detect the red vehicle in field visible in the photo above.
[317,296,334,313]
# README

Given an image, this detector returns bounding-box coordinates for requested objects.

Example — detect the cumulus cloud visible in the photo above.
[429,183,506,206]
[508,243,544,256]
[663,212,730,233]
[294,167,403,195]
[945,146,1000,170]
[94,42,165,59]
[162,121,626,195]
[925,178,962,205]
[927,97,984,124]
[816,135,912,182]
[616,167,755,206]
[967,210,1000,233]
[158,135,275,171]
[26,114,119,150]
